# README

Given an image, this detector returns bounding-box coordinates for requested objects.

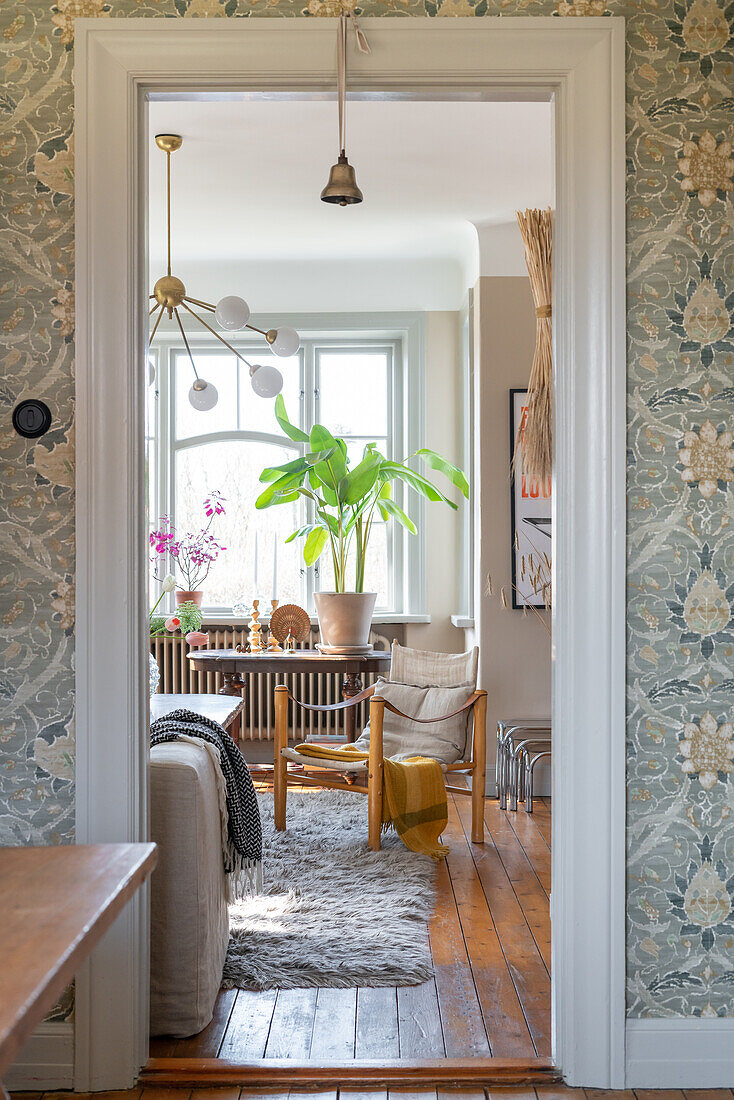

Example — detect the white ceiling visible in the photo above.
[148,97,553,310]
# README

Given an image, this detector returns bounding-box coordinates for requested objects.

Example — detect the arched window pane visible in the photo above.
[175,440,303,609]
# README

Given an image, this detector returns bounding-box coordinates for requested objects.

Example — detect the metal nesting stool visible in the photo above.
[496,718,551,811]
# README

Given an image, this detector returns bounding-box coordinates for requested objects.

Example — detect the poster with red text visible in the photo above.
[510,388,551,609]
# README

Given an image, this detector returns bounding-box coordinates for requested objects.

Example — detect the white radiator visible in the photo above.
[151,626,390,741]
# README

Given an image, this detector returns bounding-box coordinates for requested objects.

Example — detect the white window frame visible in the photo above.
[149,312,426,621]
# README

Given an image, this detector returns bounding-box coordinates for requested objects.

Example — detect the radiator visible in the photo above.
[151,626,391,742]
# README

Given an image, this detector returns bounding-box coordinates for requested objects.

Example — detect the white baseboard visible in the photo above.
[4,1021,74,1091]
[626,1017,734,1087]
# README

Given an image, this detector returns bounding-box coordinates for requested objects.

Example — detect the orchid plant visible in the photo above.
[150,492,227,592]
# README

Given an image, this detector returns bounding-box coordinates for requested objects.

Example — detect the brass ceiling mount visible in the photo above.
[155,133,183,154]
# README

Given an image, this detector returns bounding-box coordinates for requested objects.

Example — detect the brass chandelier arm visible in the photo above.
[183,295,216,313]
[179,300,257,372]
[149,301,162,316]
[149,305,165,344]
[173,307,199,380]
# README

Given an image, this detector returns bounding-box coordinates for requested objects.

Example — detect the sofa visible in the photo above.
[149,740,229,1036]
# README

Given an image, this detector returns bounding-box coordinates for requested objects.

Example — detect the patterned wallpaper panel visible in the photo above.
[0,0,732,1019]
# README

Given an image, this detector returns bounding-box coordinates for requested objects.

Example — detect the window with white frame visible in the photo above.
[148,317,425,619]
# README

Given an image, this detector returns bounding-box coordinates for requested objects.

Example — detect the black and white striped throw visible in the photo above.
[150,708,262,899]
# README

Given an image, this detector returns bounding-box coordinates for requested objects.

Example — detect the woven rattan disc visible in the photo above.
[269,602,311,643]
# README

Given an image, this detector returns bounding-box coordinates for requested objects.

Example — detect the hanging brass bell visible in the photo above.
[320,152,363,206]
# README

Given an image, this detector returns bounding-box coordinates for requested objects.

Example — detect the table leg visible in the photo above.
[342,672,363,743]
[220,671,246,698]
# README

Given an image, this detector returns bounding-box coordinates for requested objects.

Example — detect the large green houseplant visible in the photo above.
[256,396,468,650]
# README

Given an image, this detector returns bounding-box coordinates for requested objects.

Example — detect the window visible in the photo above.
[148,316,425,620]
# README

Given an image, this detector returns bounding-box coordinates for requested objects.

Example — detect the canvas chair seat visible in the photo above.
[281,744,472,774]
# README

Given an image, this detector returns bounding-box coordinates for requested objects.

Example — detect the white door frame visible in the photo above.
[74,16,626,1090]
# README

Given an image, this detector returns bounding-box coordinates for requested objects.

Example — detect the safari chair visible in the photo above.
[273,643,487,850]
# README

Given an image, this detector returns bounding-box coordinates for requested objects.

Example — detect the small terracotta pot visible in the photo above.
[176,589,203,607]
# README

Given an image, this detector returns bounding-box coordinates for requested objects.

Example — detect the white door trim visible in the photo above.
[74,17,626,1089]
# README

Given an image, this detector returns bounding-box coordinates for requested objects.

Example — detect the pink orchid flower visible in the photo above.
[185,631,209,647]
[164,616,181,632]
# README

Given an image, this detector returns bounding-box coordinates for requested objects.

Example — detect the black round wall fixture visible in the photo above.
[12,399,52,440]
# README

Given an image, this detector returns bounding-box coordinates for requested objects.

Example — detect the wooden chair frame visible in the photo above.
[274,684,488,850]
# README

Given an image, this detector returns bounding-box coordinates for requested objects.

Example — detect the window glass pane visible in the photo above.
[318,351,388,437]
[239,353,301,435]
[342,437,389,469]
[175,353,238,440]
[319,521,390,610]
[174,441,303,609]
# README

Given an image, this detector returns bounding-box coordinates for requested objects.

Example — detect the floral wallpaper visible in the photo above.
[0,0,732,1022]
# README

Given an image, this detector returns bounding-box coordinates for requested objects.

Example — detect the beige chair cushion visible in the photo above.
[355,678,475,765]
[149,741,230,1037]
[390,641,478,689]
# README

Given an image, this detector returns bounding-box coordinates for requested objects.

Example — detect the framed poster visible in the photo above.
[510,388,552,609]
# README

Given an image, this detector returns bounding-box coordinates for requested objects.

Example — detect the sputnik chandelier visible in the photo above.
[148,134,299,411]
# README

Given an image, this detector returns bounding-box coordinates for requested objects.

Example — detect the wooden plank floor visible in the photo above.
[150,783,552,1063]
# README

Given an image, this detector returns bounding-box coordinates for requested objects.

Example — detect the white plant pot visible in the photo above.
[314,592,377,650]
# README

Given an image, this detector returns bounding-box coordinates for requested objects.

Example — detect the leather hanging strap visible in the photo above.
[336,12,371,154]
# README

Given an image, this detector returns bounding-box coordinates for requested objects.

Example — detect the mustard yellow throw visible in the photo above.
[293,744,449,860]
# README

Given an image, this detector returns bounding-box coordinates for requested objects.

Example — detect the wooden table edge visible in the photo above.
[0,842,158,1078]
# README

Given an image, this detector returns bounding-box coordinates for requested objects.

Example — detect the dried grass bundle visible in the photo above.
[515,207,553,483]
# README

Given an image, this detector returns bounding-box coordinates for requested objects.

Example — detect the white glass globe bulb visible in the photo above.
[269,326,300,357]
[148,358,156,385]
[188,379,219,411]
[250,364,283,399]
[215,295,251,331]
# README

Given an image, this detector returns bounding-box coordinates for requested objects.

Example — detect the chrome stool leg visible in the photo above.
[525,750,551,812]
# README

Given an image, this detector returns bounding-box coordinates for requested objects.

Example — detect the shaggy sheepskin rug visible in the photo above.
[222,789,437,989]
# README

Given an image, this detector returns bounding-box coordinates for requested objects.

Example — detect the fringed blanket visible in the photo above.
[150,708,263,898]
[293,744,449,860]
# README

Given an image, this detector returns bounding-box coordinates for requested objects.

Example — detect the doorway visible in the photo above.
[74,16,626,1091]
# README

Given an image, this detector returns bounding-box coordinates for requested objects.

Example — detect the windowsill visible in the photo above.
[450,614,475,629]
[198,612,432,627]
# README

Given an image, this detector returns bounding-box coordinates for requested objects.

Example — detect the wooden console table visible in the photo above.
[0,843,157,1088]
[151,692,246,741]
[187,649,391,742]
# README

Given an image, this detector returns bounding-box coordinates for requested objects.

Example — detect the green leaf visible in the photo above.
[285,523,319,544]
[416,448,469,497]
[304,526,328,565]
[342,453,381,505]
[310,424,347,491]
[255,469,304,508]
[309,468,337,507]
[380,462,458,508]
[274,394,309,443]
[376,496,417,533]
[259,448,336,484]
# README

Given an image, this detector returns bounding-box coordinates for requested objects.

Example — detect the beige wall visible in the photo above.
[404,310,465,655]
[468,276,551,791]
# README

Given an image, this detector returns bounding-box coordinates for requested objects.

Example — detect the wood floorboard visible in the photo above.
[189,1089,240,1100]
[475,800,551,968]
[264,988,318,1059]
[430,855,492,1058]
[529,802,552,849]
[356,986,400,1059]
[310,987,357,1059]
[168,989,238,1058]
[451,797,551,1058]
[218,989,278,1061]
[499,809,551,897]
[443,798,537,1059]
[397,979,445,1059]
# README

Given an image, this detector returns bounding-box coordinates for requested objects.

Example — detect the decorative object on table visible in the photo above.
[148,134,298,411]
[509,388,551,611]
[265,600,282,653]
[515,207,553,483]
[248,599,264,653]
[269,602,311,653]
[150,708,262,899]
[273,642,487,852]
[320,13,370,207]
[223,790,435,991]
[256,397,468,653]
[149,572,208,650]
[150,491,226,607]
